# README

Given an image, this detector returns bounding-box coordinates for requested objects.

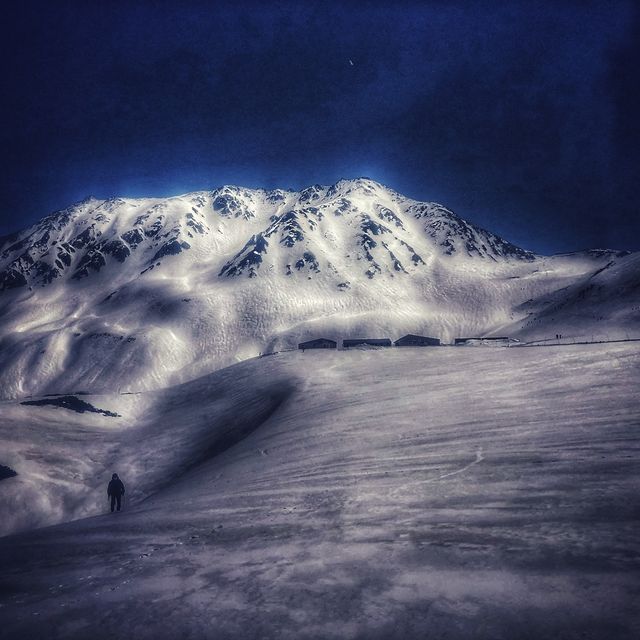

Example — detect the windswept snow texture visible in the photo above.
[0,178,638,399]
[0,344,639,639]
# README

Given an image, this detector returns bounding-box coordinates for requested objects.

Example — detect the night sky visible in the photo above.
[1,1,638,254]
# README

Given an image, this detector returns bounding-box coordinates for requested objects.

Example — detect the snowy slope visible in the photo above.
[0,178,637,399]
[0,343,639,639]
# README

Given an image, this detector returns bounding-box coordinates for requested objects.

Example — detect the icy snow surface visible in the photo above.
[0,178,638,399]
[1,343,639,639]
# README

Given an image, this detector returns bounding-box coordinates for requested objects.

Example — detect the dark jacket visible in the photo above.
[107,478,125,497]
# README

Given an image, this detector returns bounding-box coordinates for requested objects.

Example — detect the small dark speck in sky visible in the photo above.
[0,0,638,254]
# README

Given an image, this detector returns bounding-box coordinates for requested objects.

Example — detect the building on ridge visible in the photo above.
[342,338,392,348]
[298,338,337,350]
[394,334,440,347]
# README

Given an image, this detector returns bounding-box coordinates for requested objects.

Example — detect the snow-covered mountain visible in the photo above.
[0,178,637,398]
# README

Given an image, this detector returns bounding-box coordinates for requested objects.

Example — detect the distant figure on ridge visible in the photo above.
[107,473,125,512]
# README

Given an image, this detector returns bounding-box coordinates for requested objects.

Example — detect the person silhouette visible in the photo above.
[107,473,125,512]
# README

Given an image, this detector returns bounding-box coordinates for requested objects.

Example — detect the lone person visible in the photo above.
[107,473,125,512]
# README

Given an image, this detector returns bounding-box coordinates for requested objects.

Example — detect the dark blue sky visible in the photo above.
[1,1,638,254]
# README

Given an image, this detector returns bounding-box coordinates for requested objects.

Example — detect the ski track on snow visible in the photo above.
[388,446,484,499]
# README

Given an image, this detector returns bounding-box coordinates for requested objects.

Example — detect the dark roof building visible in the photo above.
[342,338,392,348]
[394,334,440,347]
[298,338,337,350]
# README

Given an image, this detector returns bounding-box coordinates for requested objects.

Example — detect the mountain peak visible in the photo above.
[0,179,544,292]
[0,179,636,399]
[326,177,389,197]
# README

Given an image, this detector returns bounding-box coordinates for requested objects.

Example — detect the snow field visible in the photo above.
[1,342,639,639]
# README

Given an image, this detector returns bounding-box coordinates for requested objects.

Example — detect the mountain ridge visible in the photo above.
[0,178,637,399]
[0,178,543,291]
